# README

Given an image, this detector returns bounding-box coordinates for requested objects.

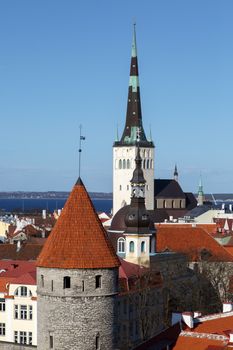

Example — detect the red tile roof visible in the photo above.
[37,178,120,269]
[156,226,233,262]
[192,314,233,336]
[0,243,43,260]
[172,336,226,350]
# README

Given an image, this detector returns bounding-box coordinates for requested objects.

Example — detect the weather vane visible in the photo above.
[78,124,86,178]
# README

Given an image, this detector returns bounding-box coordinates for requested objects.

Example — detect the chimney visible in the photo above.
[42,209,46,219]
[223,302,233,313]
[228,331,233,345]
[182,312,194,329]
[16,240,21,252]
[172,312,182,326]
[193,311,202,318]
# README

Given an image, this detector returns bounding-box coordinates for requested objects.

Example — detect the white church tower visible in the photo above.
[113,25,155,215]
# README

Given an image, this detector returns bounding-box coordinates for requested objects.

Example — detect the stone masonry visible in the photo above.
[37,267,119,350]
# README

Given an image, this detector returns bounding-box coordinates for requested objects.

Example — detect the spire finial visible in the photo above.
[78,125,86,178]
[132,21,137,58]
[174,164,178,182]
[116,123,119,141]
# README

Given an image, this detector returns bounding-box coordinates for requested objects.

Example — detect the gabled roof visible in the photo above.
[157,226,233,262]
[0,243,43,260]
[154,179,186,199]
[37,178,120,269]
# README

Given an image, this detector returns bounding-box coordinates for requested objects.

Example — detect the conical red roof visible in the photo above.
[37,178,120,269]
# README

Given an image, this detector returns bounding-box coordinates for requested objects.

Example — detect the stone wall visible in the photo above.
[0,342,36,350]
[37,267,118,350]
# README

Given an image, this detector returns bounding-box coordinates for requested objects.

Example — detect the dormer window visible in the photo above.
[63,276,71,289]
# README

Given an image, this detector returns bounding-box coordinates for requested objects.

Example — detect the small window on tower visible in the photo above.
[96,333,100,349]
[95,275,102,289]
[141,241,146,253]
[49,334,54,349]
[63,276,71,289]
[41,275,44,288]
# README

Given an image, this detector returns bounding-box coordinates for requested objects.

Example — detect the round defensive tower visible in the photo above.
[37,178,120,350]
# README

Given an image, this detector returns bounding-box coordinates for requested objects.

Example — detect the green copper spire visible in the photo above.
[114,25,154,148]
[131,23,137,58]
[198,175,204,195]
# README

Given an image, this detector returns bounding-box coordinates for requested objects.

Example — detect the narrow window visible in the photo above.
[63,276,71,289]
[127,185,129,191]
[0,300,5,311]
[82,280,85,292]
[129,241,135,253]
[51,280,54,292]
[123,159,126,169]
[119,159,122,169]
[29,305,33,320]
[14,305,18,319]
[28,332,32,345]
[141,241,146,253]
[96,333,100,349]
[14,331,18,343]
[119,184,122,191]
[127,159,130,169]
[20,286,27,296]
[150,159,153,169]
[118,238,125,253]
[147,159,150,169]
[50,335,54,349]
[95,275,102,289]
[41,275,44,287]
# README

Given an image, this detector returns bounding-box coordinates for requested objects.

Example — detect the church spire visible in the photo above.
[117,25,153,147]
[197,174,205,206]
[174,164,178,182]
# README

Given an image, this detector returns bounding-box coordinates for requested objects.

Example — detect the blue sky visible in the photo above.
[0,0,233,193]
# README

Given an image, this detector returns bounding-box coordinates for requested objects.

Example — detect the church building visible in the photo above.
[113,26,197,222]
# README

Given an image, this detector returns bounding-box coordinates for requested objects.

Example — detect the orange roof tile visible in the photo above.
[37,178,120,269]
[173,336,226,350]
[157,226,233,262]
[192,315,233,335]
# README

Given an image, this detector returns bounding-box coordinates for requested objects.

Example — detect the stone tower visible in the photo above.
[37,178,120,350]
[124,146,156,267]
[113,25,155,215]
[197,175,205,206]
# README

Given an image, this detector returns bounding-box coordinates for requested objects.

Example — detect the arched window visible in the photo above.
[15,286,32,297]
[63,276,71,289]
[129,241,135,253]
[119,185,122,191]
[123,159,126,169]
[141,241,146,253]
[127,159,130,169]
[172,200,175,209]
[118,238,125,253]
[119,159,122,169]
[143,159,146,169]
[180,200,183,208]
[150,159,153,169]
[164,200,167,208]
[147,159,150,169]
